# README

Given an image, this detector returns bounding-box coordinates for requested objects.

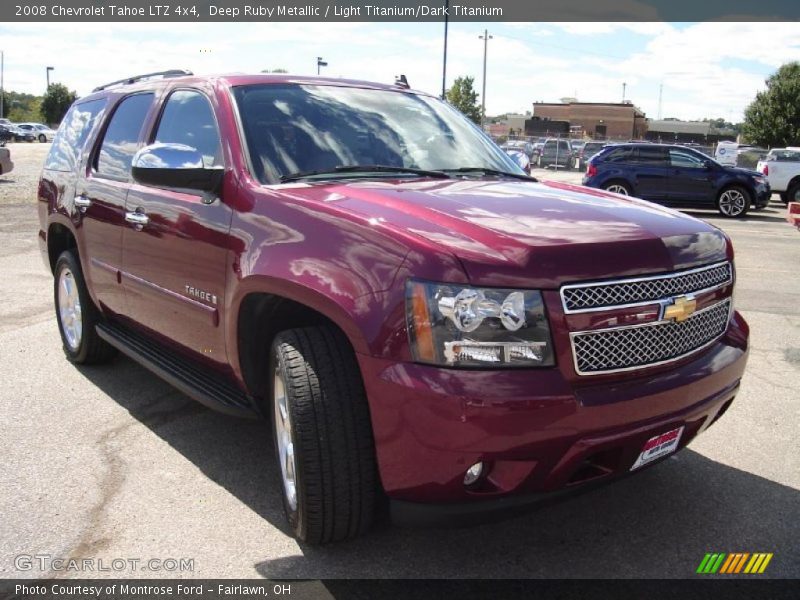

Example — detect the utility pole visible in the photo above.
[479,29,492,130]
[622,82,627,102]
[46,66,54,90]
[0,51,4,119]
[316,57,327,76]
[441,0,449,99]
[657,83,663,120]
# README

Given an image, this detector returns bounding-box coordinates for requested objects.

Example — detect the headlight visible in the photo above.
[406,280,555,368]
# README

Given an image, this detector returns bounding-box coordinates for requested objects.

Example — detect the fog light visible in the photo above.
[463,461,484,486]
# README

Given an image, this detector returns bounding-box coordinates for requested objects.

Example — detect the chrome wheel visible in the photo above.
[58,267,82,351]
[718,189,747,216]
[606,184,629,195]
[273,368,298,512]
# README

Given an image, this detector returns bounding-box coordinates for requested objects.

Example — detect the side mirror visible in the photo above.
[131,143,223,194]
[703,159,715,170]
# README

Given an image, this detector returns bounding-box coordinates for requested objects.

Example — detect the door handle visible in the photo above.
[125,210,150,229]
[74,195,92,212]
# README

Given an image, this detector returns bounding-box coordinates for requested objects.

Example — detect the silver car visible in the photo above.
[16,123,56,143]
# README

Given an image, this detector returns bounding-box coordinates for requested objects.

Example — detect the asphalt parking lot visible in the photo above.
[0,145,798,579]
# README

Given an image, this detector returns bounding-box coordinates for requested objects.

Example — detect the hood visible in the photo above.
[729,166,762,178]
[278,178,730,288]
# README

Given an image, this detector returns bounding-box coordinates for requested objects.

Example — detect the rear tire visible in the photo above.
[603,181,631,195]
[787,183,800,204]
[270,326,377,544]
[716,186,750,218]
[54,250,117,364]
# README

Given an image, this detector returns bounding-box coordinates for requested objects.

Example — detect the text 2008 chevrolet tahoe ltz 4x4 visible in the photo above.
[38,72,749,543]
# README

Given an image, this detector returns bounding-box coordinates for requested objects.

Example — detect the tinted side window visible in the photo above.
[96,93,154,179]
[602,147,633,163]
[154,90,222,168]
[633,146,668,165]
[669,148,705,169]
[45,98,107,172]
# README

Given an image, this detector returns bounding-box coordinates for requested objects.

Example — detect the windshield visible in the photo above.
[233,84,521,184]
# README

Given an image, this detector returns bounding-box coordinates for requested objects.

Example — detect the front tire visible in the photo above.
[270,326,377,544]
[717,186,750,218]
[54,250,117,364]
[38,134,47,143]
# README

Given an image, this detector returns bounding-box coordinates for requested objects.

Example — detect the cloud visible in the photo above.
[0,21,793,121]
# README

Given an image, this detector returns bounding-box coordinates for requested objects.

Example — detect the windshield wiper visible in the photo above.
[279,165,452,183]
[444,167,538,182]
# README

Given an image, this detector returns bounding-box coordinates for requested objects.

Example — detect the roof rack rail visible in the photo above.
[92,69,193,92]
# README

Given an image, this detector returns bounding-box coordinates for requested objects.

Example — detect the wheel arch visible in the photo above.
[786,175,800,194]
[230,277,374,408]
[47,222,78,273]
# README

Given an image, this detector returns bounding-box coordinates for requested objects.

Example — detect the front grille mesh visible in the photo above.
[572,299,731,374]
[562,262,732,312]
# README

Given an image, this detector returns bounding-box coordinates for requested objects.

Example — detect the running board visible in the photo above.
[96,321,258,418]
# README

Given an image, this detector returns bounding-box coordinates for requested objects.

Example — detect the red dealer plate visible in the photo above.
[630,426,684,470]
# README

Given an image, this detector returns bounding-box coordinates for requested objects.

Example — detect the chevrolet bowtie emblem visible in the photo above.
[662,295,697,323]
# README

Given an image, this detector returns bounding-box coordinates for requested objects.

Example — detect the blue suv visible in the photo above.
[582,143,771,217]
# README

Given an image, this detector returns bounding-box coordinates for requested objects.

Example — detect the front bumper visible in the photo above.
[754,182,771,208]
[357,312,748,522]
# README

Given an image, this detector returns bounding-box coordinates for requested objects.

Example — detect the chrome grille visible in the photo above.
[571,299,731,375]
[561,262,732,312]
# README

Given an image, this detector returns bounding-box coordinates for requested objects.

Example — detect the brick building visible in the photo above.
[532,101,647,140]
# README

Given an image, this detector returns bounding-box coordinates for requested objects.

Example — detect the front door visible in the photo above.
[122,88,232,366]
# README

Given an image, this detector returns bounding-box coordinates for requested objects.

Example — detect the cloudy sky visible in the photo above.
[0,21,796,121]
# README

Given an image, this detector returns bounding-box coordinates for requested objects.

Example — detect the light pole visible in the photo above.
[1,51,4,119]
[46,66,54,89]
[479,29,492,130]
[316,57,327,76]
[441,0,449,99]
[622,82,627,102]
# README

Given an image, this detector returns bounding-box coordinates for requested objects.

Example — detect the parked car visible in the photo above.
[583,143,770,217]
[17,122,57,143]
[0,124,35,143]
[573,140,606,170]
[39,72,748,543]
[0,125,14,144]
[714,141,741,166]
[501,146,531,174]
[569,140,586,157]
[503,139,534,159]
[0,145,12,175]
[757,148,800,204]
[536,138,572,169]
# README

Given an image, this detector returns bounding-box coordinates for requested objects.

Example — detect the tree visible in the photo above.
[446,76,481,124]
[40,83,77,125]
[742,62,800,147]
[261,68,288,73]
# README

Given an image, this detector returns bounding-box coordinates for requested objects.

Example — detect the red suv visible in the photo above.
[38,71,749,543]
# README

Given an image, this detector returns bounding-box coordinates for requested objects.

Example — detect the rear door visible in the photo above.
[667,147,716,207]
[121,87,232,366]
[629,146,669,200]
[73,94,155,316]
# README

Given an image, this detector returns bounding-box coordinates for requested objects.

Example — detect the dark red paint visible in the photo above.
[38,75,748,507]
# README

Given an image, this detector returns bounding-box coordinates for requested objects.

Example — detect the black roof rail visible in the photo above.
[92,69,193,92]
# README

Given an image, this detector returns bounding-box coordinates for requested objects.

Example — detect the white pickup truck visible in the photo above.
[757,148,800,203]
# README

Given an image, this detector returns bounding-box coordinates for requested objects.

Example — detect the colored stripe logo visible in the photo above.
[696,553,773,574]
